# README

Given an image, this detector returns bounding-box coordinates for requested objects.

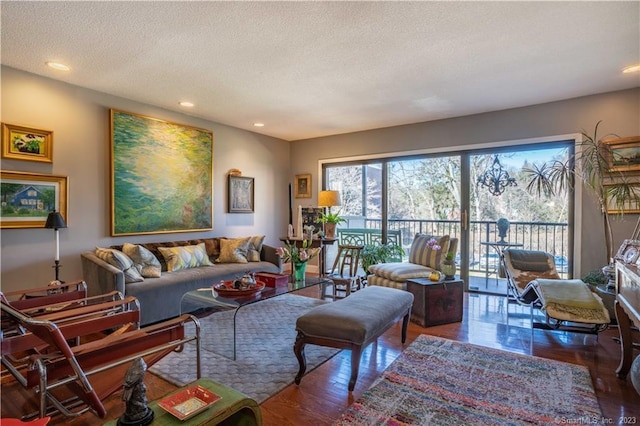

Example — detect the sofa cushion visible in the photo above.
[158,243,214,272]
[409,234,450,269]
[247,235,265,262]
[95,247,144,283]
[368,262,435,282]
[122,243,162,278]
[216,237,251,263]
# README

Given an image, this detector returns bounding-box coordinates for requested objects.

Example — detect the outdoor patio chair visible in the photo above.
[1,293,201,420]
[502,248,610,334]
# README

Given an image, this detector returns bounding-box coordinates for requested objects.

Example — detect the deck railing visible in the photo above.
[348,218,568,274]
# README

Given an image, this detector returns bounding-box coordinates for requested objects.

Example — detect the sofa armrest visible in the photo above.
[261,244,283,272]
[80,252,126,298]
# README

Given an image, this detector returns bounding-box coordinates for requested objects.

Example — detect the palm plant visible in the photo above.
[523,121,640,263]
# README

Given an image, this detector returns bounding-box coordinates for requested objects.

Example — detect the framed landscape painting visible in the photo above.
[602,136,640,173]
[110,110,213,236]
[2,123,53,163]
[0,170,68,228]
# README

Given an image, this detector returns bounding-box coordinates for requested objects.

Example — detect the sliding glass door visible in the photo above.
[323,141,572,294]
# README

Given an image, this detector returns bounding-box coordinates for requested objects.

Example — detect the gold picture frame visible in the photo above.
[604,183,640,214]
[294,174,311,198]
[0,170,68,228]
[110,109,213,236]
[602,136,640,173]
[1,123,53,163]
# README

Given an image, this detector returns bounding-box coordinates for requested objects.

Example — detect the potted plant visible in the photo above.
[524,121,640,264]
[360,243,405,273]
[441,252,457,280]
[318,211,347,239]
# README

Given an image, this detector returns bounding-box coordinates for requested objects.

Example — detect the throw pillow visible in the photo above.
[409,234,450,269]
[95,247,144,284]
[216,237,251,264]
[246,235,265,262]
[158,243,214,272]
[122,243,162,278]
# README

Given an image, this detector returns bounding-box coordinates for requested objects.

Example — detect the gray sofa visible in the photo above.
[81,237,282,325]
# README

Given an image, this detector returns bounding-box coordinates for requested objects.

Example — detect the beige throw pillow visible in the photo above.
[409,234,450,270]
[158,243,214,272]
[123,243,162,278]
[246,235,265,262]
[95,247,144,283]
[216,237,251,264]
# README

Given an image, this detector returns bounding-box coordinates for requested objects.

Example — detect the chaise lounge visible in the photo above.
[367,234,458,290]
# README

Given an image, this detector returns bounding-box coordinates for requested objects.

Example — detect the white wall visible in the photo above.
[1,66,291,293]
[290,88,640,276]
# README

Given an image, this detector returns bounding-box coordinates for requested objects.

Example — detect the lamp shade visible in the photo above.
[318,190,341,208]
[45,211,67,229]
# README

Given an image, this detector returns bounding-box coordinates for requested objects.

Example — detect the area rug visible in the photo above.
[149,293,340,403]
[335,334,602,425]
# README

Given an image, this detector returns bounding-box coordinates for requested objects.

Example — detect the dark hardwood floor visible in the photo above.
[2,290,639,425]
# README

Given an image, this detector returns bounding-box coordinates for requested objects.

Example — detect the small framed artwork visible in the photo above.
[604,183,640,214]
[228,175,254,213]
[295,174,311,198]
[602,136,640,173]
[0,170,68,229]
[1,123,53,163]
[614,239,640,264]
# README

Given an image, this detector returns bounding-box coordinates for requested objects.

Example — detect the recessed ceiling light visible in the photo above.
[46,61,70,71]
[253,123,265,127]
[179,101,194,107]
[622,64,640,74]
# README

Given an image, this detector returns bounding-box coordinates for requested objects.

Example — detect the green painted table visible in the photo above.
[106,378,261,425]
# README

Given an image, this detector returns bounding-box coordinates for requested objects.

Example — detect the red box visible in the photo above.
[255,272,289,288]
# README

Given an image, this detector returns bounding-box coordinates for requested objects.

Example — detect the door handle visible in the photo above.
[462,209,468,231]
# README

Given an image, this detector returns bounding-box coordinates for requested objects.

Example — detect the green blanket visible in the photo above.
[535,279,601,310]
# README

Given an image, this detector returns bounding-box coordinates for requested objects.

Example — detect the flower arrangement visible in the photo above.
[426,237,441,251]
[276,238,320,265]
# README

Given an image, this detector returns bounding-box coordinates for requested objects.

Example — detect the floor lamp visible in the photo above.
[45,210,67,282]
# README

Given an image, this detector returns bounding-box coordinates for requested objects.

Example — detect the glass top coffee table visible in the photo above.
[180,275,331,360]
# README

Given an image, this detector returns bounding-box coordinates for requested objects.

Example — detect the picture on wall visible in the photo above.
[295,174,311,198]
[110,109,213,236]
[602,136,640,173]
[1,123,53,163]
[228,175,254,213]
[0,170,68,229]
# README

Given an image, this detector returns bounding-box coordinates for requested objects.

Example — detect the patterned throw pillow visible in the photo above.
[122,243,162,278]
[409,234,450,269]
[158,243,214,272]
[95,247,144,283]
[246,235,265,262]
[216,237,251,264]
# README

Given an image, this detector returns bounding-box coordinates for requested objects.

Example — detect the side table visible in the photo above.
[106,378,261,426]
[407,278,464,327]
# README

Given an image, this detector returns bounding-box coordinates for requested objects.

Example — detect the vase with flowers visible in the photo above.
[276,238,321,282]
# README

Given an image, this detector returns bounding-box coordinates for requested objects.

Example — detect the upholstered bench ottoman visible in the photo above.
[293,286,413,391]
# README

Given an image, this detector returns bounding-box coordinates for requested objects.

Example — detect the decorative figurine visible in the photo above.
[118,357,154,426]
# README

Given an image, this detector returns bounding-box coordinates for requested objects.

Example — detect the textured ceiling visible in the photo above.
[1,1,639,141]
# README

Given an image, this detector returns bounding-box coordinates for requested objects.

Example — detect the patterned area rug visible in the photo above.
[336,334,602,425]
[149,293,339,403]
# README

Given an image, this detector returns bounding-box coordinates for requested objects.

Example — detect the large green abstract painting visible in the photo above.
[110,110,213,235]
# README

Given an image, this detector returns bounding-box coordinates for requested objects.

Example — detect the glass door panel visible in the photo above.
[468,148,571,294]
